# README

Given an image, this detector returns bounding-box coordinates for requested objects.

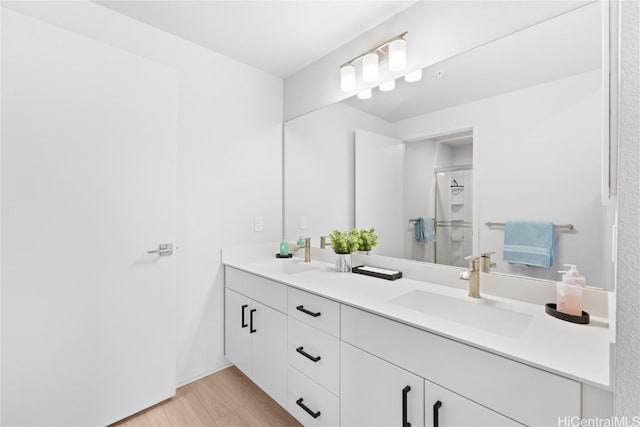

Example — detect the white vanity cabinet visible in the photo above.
[341,342,424,427]
[223,265,600,427]
[224,268,287,407]
[286,287,341,426]
[341,305,580,426]
[340,341,518,427]
[424,381,520,427]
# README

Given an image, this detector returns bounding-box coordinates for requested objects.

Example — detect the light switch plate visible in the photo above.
[254,216,263,232]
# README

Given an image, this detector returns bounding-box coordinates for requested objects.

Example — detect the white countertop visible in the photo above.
[222,247,612,389]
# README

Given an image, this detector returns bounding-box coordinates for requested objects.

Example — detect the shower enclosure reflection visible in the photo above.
[403,130,473,267]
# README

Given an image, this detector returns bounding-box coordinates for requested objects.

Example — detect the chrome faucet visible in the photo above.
[294,237,311,262]
[320,236,331,249]
[460,256,481,298]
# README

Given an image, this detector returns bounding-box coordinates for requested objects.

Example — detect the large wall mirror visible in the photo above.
[284,3,615,290]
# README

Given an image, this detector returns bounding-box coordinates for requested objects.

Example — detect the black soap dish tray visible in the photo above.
[352,265,402,281]
[545,303,590,324]
[275,253,293,258]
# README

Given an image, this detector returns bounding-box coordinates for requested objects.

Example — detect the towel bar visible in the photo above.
[485,221,574,230]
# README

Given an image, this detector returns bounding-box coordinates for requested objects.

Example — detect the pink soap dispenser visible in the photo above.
[556,264,586,316]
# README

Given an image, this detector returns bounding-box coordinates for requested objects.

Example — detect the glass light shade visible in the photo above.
[340,64,356,92]
[388,39,407,72]
[404,69,422,83]
[357,89,372,100]
[379,80,395,92]
[362,53,379,82]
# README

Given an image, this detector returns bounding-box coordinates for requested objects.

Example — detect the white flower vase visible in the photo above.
[335,254,351,272]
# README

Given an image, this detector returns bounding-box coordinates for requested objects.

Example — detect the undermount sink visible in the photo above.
[251,259,319,275]
[388,290,533,338]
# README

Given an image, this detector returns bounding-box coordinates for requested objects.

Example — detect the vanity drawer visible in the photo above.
[225,267,287,313]
[288,317,340,396]
[341,305,580,427]
[288,287,340,337]
[287,365,339,427]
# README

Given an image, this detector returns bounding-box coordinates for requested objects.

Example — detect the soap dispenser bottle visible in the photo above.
[279,239,289,256]
[556,264,586,316]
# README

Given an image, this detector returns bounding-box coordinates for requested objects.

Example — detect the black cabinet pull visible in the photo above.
[402,385,411,427]
[296,346,321,362]
[296,305,321,318]
[249,309,257,333]
[433,400,442,427]
[241,304,248,328]
[296,398,321,419]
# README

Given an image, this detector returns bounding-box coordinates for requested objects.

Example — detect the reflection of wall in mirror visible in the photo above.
[284,70,605,286]
[396,69,603,285]
[284,103,395,242]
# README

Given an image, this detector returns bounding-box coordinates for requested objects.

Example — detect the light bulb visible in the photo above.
[357,89,372,100]
[388,39,406,72]
[404,69,422,83]
[340,64,356,92]
[379,80,395,92]
[362,53,379,83]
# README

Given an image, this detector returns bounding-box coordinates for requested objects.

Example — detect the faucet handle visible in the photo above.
[481,251,495,257]
[464,255,479,270]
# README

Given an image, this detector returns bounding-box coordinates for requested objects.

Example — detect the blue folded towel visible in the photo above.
[415,217,436,244]
[503,221,555,267]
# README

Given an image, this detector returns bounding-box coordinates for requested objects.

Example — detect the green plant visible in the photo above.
[356,228,379,252]
[329,229,359,254]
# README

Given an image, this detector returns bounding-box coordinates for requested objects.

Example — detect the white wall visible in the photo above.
[283,1,589,120]
[614,0,640,417]
[396,70,604,285]
[452,144,473,166]
[2,1,283,386]
[285,103,394,241]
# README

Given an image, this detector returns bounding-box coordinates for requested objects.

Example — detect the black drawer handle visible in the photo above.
[249,309,256,333]
[296,346,321,362]
[241,304,248,328]
[402,385,411,427]
[296,305,321,318]
[433,400,442,427]
[296,398,321,419]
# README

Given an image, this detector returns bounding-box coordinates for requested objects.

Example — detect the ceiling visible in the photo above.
[342,2,601,122]
[96,1,416,78]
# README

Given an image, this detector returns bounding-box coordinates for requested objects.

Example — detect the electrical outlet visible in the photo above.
[300,216,307,230]
[254,216,264,232]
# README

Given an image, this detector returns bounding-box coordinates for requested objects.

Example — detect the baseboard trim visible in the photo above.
[176,362,233,388]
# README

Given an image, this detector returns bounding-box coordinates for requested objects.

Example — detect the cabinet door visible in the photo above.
[341,342,424,427]
[425,381,522,427]
[224,288,252,376]
[251,300,288,407]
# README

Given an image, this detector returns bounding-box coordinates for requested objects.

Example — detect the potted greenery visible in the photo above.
[355,228,379,254]
[329,229,359,272]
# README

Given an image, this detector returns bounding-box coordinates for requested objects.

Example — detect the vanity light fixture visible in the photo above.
[340,64,356,91]
[339,32,408,92]
[404,69,423,83]
[388,39,407,72]
[362,52,379,82]
[379,80,396,92]
[357,89,372,100]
